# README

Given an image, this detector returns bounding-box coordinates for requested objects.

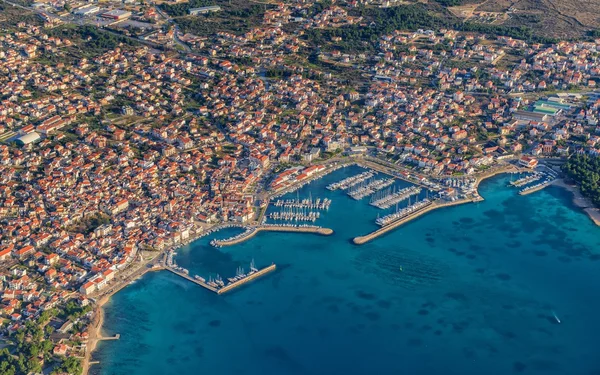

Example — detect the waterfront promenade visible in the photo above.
[213,225,334,247]
[356,158,431,188]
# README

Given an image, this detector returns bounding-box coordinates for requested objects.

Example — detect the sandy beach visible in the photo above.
[82,296,107,375]
[552,179,600,226]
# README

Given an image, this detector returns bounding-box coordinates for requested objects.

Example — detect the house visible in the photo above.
[53,344,68,356]
[79,281,96,295]
[518,156,538,169]
[0,247,12,261]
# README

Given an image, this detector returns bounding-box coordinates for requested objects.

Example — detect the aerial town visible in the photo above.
[0,0,600,373]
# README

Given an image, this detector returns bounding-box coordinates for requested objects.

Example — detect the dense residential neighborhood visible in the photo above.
[0,0,600,373]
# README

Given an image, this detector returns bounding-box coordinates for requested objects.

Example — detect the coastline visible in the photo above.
[551,179,600,226]
[83,295,107,375]
[83,261,162,374]
[82,162,521,371]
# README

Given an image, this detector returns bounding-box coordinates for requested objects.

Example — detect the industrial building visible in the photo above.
[73,5,100,16]
[512,110,548,123]
[16,132,41,147]
[100,9,132,21]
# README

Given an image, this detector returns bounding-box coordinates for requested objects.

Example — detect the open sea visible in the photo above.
[92,166,600,375]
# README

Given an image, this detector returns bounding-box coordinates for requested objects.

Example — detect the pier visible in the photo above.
[272,197,331,210]
[165,266,219,292]
[217,263,276,294]
[519,179,555,195]
[211,225,334,247]
[375,199,432,226]
[94,334,120,341]
[268,209,321,222]
[348,178,395,200]
[370,185,422,209]
[165,264,276,295]
[354,198,477,245]
[326,170,375,191]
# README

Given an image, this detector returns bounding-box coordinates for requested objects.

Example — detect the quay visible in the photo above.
[353,198,478,245]
[356,158,432,189]
[212,225,333,247]
[164,264,276,295]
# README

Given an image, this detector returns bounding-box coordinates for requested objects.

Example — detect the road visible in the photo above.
[151,1,192,52]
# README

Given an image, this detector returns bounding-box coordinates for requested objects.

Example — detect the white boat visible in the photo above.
[552,311,561,324]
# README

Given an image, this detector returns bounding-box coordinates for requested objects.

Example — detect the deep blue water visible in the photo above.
[92,167,600,375]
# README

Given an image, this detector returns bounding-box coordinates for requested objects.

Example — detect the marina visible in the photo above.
[272,197,332,210]
[369,185,422,209]
[519,178,556,195]
[268,208,321,222]
[375,199,433,226]
[509,172,543,187]
[326,170,375,191]
[347,178,395,200]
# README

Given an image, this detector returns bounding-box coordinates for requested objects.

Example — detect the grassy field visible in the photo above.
[163,0,273,36]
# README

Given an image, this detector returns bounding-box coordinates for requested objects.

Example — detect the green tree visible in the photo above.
[52,357,83,375]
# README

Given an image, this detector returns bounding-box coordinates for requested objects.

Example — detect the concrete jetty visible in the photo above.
[519,180,554,196]
[165,267,219,292]
[165,264,277,295]
[213,225,333,247]
[217,263,276,294]
[95,334,120,341]
[353,198,476,245]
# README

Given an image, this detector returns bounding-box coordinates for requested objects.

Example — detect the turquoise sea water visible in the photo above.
[92,167,600,375]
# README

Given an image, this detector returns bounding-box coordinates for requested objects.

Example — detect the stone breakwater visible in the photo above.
[353,198,479,245]
[213,225,334,247]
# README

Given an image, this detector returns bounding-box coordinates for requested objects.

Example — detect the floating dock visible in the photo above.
[165,263,277,295]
